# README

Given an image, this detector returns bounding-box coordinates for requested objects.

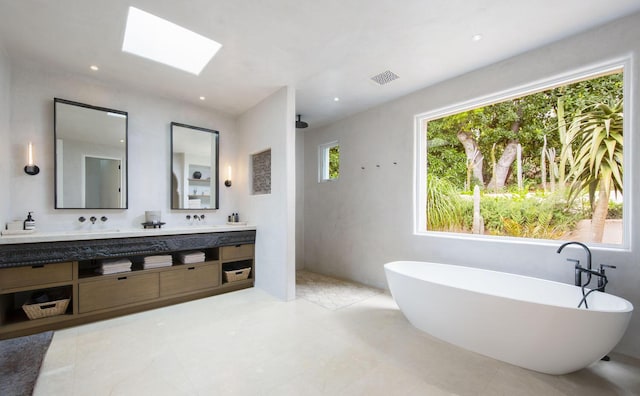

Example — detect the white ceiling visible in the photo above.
[1,1,639,129]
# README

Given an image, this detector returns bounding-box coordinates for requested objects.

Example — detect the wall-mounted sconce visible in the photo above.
[24,142,40,175]
[225,165,232,187]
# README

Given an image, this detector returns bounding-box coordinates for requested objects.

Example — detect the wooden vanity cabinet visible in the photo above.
[160,261,220,297]
[0,231,255,339]
[79,272,160,313]
[0,262,73,291]
[221,244,254,261]
[221,245,255,285]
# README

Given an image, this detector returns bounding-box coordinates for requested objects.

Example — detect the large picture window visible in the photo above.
[416,61,628,246]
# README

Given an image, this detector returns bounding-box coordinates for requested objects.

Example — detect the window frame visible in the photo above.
[318,141,340,182]
[414,56,632,250]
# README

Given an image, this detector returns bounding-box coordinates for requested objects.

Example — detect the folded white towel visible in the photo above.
[100,258,132,267]
[176,251,205,264]
[177,257,205,264]
[100,262,131,268]
[144,255,173,264]
[143,262,172,269]
[96,267,132,275]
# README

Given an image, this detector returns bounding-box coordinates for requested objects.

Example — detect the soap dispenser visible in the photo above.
[24,211,36,230]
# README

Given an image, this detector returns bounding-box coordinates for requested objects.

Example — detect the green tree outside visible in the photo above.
[329,145,340,179]
[424,71,623,242]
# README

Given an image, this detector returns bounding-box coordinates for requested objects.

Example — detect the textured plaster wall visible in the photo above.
[237,86,296,300]
[295,129,305,269]
[4,56,296,302]
[6,59,239,231]
[303,13,640,358]
[0,43,10,229]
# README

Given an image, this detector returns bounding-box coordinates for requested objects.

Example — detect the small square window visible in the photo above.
[318,141,339,182]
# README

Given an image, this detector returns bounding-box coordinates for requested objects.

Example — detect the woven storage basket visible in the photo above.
[223,267,251,283]
[22,298,70,320]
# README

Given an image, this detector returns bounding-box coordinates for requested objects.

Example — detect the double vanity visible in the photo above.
[0,226,256,339]
[0,97,249,339]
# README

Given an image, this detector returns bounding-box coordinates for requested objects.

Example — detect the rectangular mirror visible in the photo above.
[54,98,128,209]
[171,122,219,210]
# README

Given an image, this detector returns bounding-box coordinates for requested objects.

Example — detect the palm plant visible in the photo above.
[566,100,623,242]
[426,175,464,231]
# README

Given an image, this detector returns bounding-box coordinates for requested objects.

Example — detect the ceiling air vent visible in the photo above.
[371,70,399,85]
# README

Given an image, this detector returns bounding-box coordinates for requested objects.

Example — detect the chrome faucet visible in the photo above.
[557,241,592,287]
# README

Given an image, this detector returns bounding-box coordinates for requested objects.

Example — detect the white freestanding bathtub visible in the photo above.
[384,261,633,375]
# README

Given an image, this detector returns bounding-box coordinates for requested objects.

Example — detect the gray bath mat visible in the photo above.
[0,331,53,396]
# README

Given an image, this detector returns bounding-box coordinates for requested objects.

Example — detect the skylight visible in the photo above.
[122,7,222,75]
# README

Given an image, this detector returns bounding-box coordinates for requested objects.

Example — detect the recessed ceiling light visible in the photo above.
[90,65,99,71]
[199,96,206,100]
[472,34,483,42]
[120,139,125,143]
[334,97,340,102]
[122,7,222,75]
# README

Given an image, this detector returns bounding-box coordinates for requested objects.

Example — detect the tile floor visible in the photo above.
[296,270,383,310]
[34,273,640,395]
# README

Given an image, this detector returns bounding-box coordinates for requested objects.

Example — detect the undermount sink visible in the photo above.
[0,224,256,245]
[162,225,223,231]
[61,228,121,235]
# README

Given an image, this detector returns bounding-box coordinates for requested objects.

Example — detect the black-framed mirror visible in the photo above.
[171,122,219,210]
[54,98,128,209]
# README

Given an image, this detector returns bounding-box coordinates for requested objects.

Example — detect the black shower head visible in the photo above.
[296,114,309,129]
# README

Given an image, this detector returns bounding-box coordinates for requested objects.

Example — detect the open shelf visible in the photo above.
[220,278,254,289]
[0,285,73,327]
[1,231,254,339]
[78,248,221,280]
[221,259,253,285]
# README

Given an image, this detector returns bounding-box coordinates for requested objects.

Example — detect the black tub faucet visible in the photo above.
[597,264,617,292]
[557,241,592,286]
[558,242,617,312]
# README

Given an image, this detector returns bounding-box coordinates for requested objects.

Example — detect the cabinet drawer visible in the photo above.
[221,244,254,261]
[0,262,73,291]
[79,273,159,313]
[160,263,220,297]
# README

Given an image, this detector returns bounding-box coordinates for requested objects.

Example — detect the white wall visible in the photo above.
[7,59,240,231]
[0,43,10,229]
[5,56,296,302]
[237,86,296,301]
[296,129,305,269]
[303,13,640,357]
